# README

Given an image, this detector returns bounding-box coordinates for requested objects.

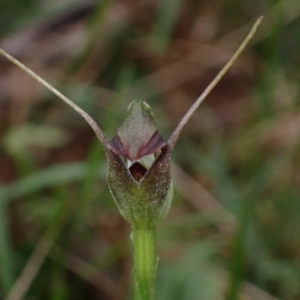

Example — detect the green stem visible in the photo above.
[132,226,157,300]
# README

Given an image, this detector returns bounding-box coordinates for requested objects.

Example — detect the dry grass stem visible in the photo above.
[4,232,56,300]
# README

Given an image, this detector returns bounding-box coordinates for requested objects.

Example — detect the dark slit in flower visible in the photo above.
[129,162,148,182]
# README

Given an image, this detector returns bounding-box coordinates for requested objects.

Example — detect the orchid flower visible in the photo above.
[0,16,262,300]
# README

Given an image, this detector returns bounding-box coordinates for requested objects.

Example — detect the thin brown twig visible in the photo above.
[171,162,236,235]
[5,231,57,300]
[49,244,124,300]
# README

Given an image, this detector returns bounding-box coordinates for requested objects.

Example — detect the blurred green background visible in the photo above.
[0,0,299,299]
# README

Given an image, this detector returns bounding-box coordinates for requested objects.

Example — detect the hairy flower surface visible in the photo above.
[107,100,173,228]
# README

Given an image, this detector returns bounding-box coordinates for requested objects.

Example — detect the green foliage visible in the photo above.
[0,0,300,299]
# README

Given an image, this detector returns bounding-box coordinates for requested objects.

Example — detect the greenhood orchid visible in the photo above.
[107,99,173,228]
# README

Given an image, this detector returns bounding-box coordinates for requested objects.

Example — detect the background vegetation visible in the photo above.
[0,0,299,299]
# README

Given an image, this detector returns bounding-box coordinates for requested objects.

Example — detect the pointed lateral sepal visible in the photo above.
[167,16,263,150]
[0,47,110,153]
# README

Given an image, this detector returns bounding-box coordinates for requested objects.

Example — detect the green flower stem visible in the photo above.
[132,226,157,300]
